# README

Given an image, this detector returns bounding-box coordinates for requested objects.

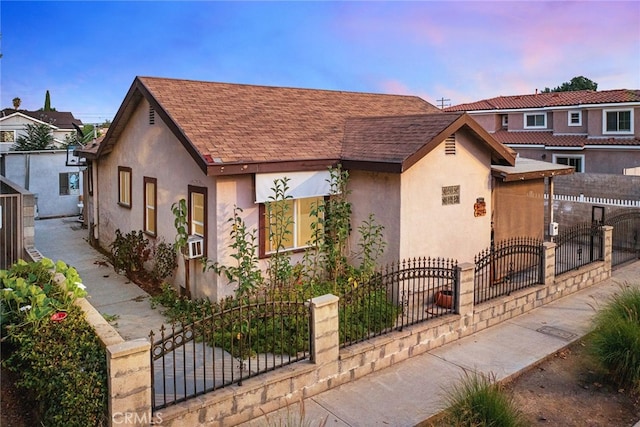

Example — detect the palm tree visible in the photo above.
[12,97,21,110]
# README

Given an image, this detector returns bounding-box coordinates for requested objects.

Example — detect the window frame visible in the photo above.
[188,185,208,256]
[567,110,582,126]
[259,196,324,258]
[603,108,633,134]
[0,130,15,143]
[553,154,585,173]
[442,185,461,206]
[118,166,132,208]
[143,176,157,237]
[524,112,547,129]
[58,172,80,196]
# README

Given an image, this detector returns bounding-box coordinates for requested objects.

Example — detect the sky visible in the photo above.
[1,1,639,124]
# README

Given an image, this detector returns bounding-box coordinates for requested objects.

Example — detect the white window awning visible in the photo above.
[255,171,332,203]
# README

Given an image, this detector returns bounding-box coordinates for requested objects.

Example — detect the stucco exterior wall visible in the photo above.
[3,151,83,218]
[586,107,640,137]
[94,99,222,300]
[399,129,493,262]
[348,170,402,266]
[552,109,588,134]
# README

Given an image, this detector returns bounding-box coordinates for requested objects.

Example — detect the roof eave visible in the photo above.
[491,166,574,182]
[205,159,340,176]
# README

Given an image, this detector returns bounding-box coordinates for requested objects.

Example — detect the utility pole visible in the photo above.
[437,97,451,109]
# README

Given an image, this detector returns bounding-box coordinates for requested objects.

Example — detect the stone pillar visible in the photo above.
[457,262,475,318]
[602,225,613,278]
[309,294,339,365]
[107,339,152,427]
[542,241,556,286]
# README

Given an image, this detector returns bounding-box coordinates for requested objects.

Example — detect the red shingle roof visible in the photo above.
[445,89,640,112]
[491,130,640,148]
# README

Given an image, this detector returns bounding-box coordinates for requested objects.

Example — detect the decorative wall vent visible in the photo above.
[149,106,155,125]
[444,135,456,155]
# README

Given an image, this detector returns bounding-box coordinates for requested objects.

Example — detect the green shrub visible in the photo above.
[1,259,107,426]
[590,285,640,393]
[110,229,151,277]
[442,371,527,427]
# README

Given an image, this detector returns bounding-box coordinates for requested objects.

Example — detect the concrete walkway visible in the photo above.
[34,217,640,426]
[34,217,168,340]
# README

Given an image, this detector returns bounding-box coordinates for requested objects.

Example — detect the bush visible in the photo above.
[110,229,151,277]
[1,259,107,426]
[441,371,527,427]
[590,285,640,393]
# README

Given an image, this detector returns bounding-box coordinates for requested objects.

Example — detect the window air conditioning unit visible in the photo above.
[186,235,204,259]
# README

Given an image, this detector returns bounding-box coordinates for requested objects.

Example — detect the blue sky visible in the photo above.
[1,1,639,124]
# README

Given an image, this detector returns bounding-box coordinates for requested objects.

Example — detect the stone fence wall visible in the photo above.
[154,226,613,426]
[41,227,613,426]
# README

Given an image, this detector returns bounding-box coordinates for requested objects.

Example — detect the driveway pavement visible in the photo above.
[34,217,168,340]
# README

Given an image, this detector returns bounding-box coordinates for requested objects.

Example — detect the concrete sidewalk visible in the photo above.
[34,217,640,426]
[241,260,640,427]
[34,217,168,340]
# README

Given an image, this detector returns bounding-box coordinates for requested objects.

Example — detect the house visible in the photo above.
[0,109,83,151]
[78,76,572,300]
[0,109,85,218]
[445,90,640,175]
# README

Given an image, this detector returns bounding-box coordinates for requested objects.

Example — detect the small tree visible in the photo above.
[12,97,20,110]
[264,177,294,288]
[44,90,52,111]
[12,123,54,151]
[541,76,598,93]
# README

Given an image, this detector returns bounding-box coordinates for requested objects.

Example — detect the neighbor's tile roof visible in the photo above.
[137,77,440,164]
[491,130,640,148]
[445,89,640,112]
[1,109,83,128]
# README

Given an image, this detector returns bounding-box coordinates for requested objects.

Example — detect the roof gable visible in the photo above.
[0,109,82,129]
[342,113,516,172]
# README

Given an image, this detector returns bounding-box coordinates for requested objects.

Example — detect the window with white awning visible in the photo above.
[254,171,332,203]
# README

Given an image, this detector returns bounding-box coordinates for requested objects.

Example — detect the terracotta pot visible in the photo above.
[435,290,453,309]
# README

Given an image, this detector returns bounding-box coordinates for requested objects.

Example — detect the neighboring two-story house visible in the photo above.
[445,90,640,175]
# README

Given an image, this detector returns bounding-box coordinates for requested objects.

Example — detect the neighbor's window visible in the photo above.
[118,166,132,208]
[501,115,508,128]
[568,111,582,126]
[524,113,546,129]
[261,196,323,255]
[442,185,460,205]
[0,130,15,143]
[603,109,632,134]
[554,155,584,173]
[59,172,80,196]
[143,177,157,236]
[188,185,207,238]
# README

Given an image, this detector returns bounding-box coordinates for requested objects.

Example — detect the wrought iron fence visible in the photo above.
[340,257,458,348]
[554,223,603,275]
[150,291,310,410]
[474,237,543,305]
[605,211,640,267]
